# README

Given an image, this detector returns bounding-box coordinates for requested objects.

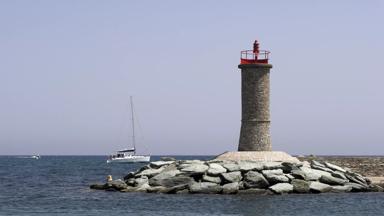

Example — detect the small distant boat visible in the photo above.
[31,155,41,159]
[107,96,150,163]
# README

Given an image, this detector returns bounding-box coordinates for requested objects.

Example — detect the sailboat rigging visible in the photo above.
[107,96,150,163]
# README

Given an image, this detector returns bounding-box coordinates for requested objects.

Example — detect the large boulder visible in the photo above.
[134,176,149,187]
[135,183,151,192]
[330,185,353,193]
[147,186,171,193]
[324,162,347,173]
[281,162,301,173]
[150,170,181,182]
[238,161,264,172]
[222,162,240,172]
[345,182,369,192]
[90,183,107,190]
[150,161,175,169]
[345,172,368,187]
[269,183,293,194]
[262,169,289,184]
[207,163,227,176]
[221,171,242,183]
[309,181,332,193]
[189,182,222,194]
[149,175,193,188]
[123,172,135,181]
[291,179,310,193]
[262,162,284,170]
[243,171,269,189]
[180,164,209,174]
[222,182,239,194]
[202,175,222,184]
[136,167,165,177]
[319,175,348,185]
[105,179,128,191]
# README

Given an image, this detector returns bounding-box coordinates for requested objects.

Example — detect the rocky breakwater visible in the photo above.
[90,159,383,194]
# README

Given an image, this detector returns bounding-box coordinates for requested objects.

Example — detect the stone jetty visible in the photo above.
[90,159,383,194]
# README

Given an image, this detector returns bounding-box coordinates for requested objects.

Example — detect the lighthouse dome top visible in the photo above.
[240,40,270,64]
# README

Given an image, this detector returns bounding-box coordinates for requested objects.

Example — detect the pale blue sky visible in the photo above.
[1,0,383,155]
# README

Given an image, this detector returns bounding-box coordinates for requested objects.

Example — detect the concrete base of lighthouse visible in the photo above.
[214,151,300,163]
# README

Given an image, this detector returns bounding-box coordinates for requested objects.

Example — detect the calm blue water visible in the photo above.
[0,156,383,216]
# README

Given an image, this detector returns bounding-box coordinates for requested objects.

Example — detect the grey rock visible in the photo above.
[238,161,264,171]
[207,163,227,176]
[221,171,242,183]
[285,174,295,180]
[202,175,222,184]
[311,160,325,168]
[180,164,209,174]
[119,186,137,192]
[222,162,240,172]
[324,162,347,173]
[291,169,307,180]
[135,183,151,192]
[309,181,332,193]
[123,172,135,180]
[126,178,136,186]
[149,175,193,187]
[263,173,289,184]
[243,171,269,189]
[368,184,384,192]
[291,179,310,193]
[176,189,189,194]
[179,160,205,166]
[136,167,165,177]
[311,164,333,173]
[150,161,175,169]
[222,182,239,194]
[301,161,311,168]
[237,188,273,195]
[263,162,284,170]
[90,184,107,190]
[189,182,222,194]
[281,162,300,173]
[262,169,283,175]
[134,176,148,187]
[346,182,369,192]
[106,179,128,191]
[331,171,348,180]
[319,175,348,185]
[151,170,181,182]
[147,186,170,193]
[238,181,245,190]
[345,172,368,186]
[299,167,331,181]
[269,183,293,194]
[330,185,353,193]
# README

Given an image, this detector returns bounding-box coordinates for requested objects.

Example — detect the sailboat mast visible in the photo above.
[130,96,136,154]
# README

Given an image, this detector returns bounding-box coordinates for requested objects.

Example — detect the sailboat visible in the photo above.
[107,96,151,163]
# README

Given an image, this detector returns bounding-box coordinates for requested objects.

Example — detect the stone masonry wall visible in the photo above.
[238,64,272,151]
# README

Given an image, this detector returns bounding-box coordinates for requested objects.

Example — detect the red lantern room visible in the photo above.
[240,40,270,64]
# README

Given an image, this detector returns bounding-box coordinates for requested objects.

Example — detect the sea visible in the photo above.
[0,155,383,216]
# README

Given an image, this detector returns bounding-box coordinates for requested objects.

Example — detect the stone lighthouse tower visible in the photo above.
[238,40,272,151]
[215,40,298,162]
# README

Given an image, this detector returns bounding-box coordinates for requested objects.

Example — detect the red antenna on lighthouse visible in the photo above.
[240,40,270,64]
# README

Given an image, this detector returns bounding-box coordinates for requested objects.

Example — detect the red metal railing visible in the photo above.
[240,50,270,64]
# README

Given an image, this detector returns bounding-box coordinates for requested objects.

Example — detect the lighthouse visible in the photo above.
[238,40,272,151]
[215,40,298,162]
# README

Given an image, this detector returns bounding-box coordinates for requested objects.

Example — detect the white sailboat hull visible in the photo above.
[107,155,150,163]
